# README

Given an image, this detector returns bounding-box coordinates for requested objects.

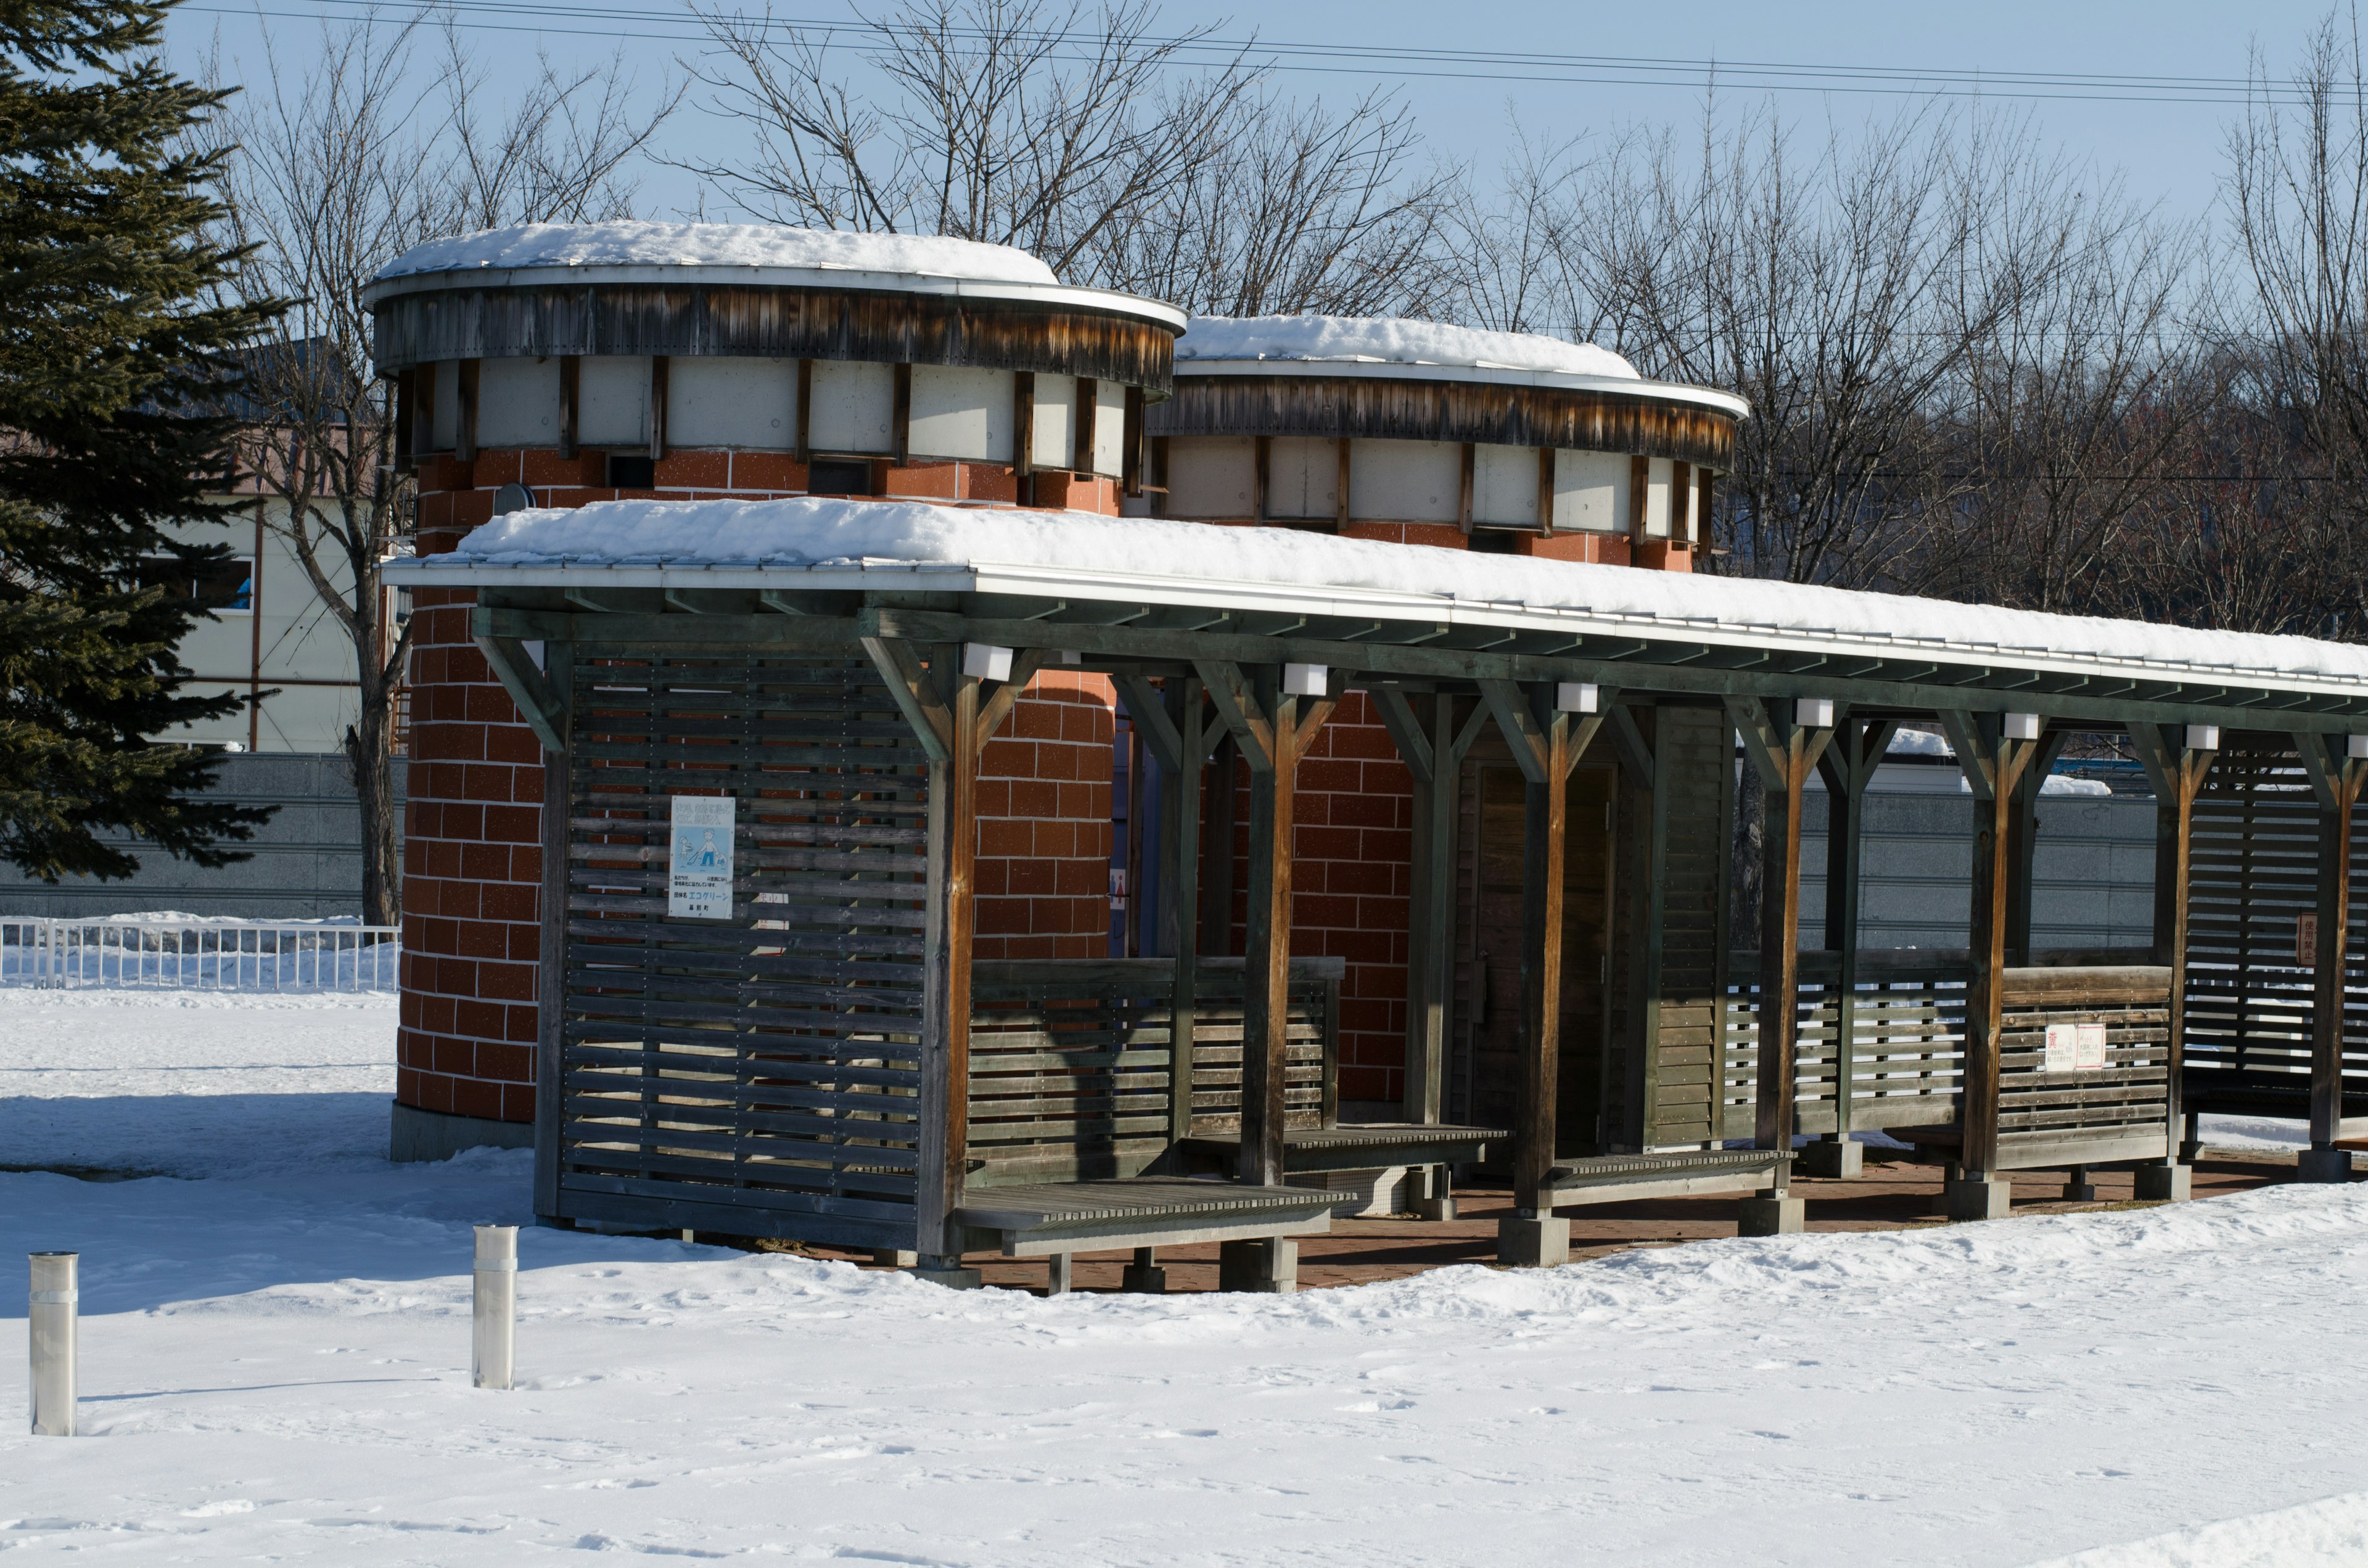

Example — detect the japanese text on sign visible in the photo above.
[668,795,735,919]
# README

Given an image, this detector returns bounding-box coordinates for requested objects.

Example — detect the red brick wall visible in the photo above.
[1209,693,1417,1108]
[399,446,1117,1125]
[976,673,1119,960]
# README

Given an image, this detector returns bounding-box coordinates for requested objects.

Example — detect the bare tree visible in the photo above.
[217,14,676,924]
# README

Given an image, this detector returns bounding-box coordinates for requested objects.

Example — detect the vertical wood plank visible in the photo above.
[557,355,580,461]
[1238,688,1297,1187]
[1458,441,1476,533]
[1075,376,1098,474]
[1252,434,1270,522]
[647,355,669,462]
[1336,437,1352,532]
[1962,731,2023,1178]
[2163,742,2203,1161]
[1167,679,1203,1144]
[1403,695,1457,1123]
[1012,371,1035,478]
[1203,735,1237,957]
[916,664,980,1262]
[2311,755,2360,1149]
[794,359,813,464]
[1515,700,1572,1209]
[1671,460,1692,544]
[533,643,572,1222]
[456,357,480,463]
[892,362,912,467]
[1123,384,1146,496]
[1755,733,1807,1151]
[1628,454,1650,546]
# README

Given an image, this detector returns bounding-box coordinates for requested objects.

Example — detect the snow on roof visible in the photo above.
[1177,314,1639,379]
[376,221,1061,286]
[423,497,2368,692]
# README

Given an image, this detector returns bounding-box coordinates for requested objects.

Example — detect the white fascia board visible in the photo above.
[382,555,2368,702]
[1173,359,1750,419]
[361,265,1187,333]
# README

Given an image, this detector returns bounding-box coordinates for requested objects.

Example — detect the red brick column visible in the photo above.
[976,672,1118,960]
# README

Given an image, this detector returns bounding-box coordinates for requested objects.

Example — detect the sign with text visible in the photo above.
[668,795,736,919]
[2299,913,2319,969]
[2044,1022,2110,1072]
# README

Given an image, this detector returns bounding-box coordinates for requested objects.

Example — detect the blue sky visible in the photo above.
[165,0,2345,226]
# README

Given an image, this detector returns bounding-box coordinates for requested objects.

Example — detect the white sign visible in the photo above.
[2044,1022,2110,1072]
[668,795,735,919]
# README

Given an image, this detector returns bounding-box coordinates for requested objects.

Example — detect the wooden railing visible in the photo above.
[966,957,1342,1186]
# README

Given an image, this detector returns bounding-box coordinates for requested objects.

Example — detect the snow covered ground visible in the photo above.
[2,990,2362,1566]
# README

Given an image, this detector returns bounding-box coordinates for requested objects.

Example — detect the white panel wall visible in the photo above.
[1164,435,1256,518]
[430,360,459,449]
[1645,456,1673,537]
[808,360,896,454]
[1032,374,1076,469]
[1471,443,1540,527]
[476,356,560,448]
[1349,438,1461,523]
[578,355,649,447]
[910,365,1013,461]
[1266,436,1338,519]
[1090,379,1128,477]
[1551,449,1628,532]
[669,357,798,450]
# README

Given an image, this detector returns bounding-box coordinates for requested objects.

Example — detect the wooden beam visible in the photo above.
[1962,723,2042,1179]
[1252,435,1270,522]
[860,636,953,761]
[1536,447,1556,535]
[1123,385,1146,498]
[474,633,567,754]
[974,651,1048,749]
[1753,712,1814,1160]
[455,357,480,463]
[1937,710,1994,798]
[1203,732,1237,959]
[1075,377,1098,475]
[2301,733,2368,1150]
[1458,442,1476,534]
[1336,437,1352,532]
[557,356,580,460]
[1368,683,1434,786]
[915,670,984,1266]
[1671,461,1693,544]
[2007,729,2071,964]
[1627,454,1649,546]
[647,355,667,462]
[1514,705,1576,1211]
[1196,659,1276,773]
[1013,371,1035,479]
[532,642,572,1223]
[794,359,813,465]
[1167,678,1205,1142]
[1479,679,1549,784]
[1117,673,1184,775]
[2157,729,2212,1170]
[891,362,912,467]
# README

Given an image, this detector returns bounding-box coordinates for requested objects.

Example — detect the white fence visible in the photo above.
[1,918,401,992]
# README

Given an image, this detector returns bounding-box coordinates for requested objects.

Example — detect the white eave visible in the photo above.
[1170,357,1749,417]
[381,553,2368,704]
[360,263,1188,334]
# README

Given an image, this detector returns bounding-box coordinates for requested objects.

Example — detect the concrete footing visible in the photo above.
[1737,1194,1805,1235]
[1043,1254,1072,1295]
[2298,1147,2356,1184]
[388,1101,534,1164]
[1496,1214,1571,1267]
[905,1257,982,1289]
[1410,1165,1458,1221]
[871,1249,920,1268]
[1797,1138,1862,1179]
[1944,1176,2013,1221]
[2134,1163,2193,1201]
[1217,1238,1298,1294]
[1121,1259,1168,1294]
[2061,1165,2097,1203]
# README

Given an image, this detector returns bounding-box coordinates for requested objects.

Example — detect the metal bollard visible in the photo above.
[29,1252,77,1436]
[472,1226,517,1391]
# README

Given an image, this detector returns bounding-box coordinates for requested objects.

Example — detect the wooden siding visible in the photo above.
[1151,375,1737,469]
[375,284,1175,390]
[1641,705,1733,1147]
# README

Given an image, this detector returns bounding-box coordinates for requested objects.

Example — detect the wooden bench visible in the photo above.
[1540,1149,1794,1209]
[1175,1123,1505,1217]
[955,1178,1339,1294]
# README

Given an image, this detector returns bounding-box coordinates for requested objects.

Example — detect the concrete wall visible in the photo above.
[1798,786,2160,951]
[0,753,403,920]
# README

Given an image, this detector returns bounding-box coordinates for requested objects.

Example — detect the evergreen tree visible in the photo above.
[0,0,279,880]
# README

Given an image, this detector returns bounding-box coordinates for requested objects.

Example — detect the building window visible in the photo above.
[1466,528,1519,556]
[807,458,876,496]
[607,453,656,489]
[138,556,253,614]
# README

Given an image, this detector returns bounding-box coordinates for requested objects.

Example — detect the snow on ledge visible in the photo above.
[377,221,1061,286]
[429,497,2368,690]
[1178,313,1638,379]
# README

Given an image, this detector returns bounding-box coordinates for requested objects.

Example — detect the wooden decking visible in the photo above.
[826,1148,2300,1294]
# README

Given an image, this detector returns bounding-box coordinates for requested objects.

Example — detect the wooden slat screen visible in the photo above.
[966,957,1339,1186]
[2183,736,2368,1119]
[553,652,930,1251]
[1720,960,1967,1139]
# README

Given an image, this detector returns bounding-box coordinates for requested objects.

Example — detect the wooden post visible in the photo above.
[2006,731,2069,965]
[456,357,480,463]
[1197,660,1335,1187]
[2293,732,2368,1159]
[1536,447,1556,535]
[1627,454,1650,547]
[557,356,580,460]
[860,638,984,1278]
[533,641,572,1223]
[1013,371,1035,480]
[1729,700,1836,1170]
[1123,385,1146,497]
[1939,711,2042,1190]
[1813,715,1898,1162]
[2134,723,2217,1188]
[1203,734,1238,956]
[794,359,813,465]
[892,363,912,467]
[1335,437,1352,532]
[1370,686,1491,1126]
[647,355,667,463]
